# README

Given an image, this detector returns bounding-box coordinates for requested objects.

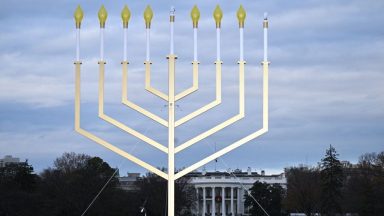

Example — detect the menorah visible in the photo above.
[74,4,269,216]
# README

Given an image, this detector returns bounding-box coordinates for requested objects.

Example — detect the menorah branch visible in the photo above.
[174,61,199,101]
[175,61,222,127]
[175,61,245,153]
[98,62,168,153]
[121,62,168,127]
[175,62,269,179]
[145,61,169,101]
[74,62,168,179]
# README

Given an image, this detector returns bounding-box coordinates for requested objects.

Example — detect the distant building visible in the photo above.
[119,167,287,216]
[0,155,20,167]
[187,168,286,216]
[119,172,141,191]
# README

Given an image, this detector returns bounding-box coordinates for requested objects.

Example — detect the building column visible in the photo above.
[196,187,199,215]
[237,187,241,215]
[221,187,225,216]
[203,187,206,216]
[230,187,234,215]
[212,187,216,216]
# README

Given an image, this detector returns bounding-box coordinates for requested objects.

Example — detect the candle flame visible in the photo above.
[121,5,131,28]
[190,5,200,28]
[144,5,154,28]
[213,5,223,28]
[74,5,84,28]
[237,5,246,28]
[98,5,108,28]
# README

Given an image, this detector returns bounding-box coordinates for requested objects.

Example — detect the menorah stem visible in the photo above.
[167,55,176,216]
[75,62,81,130]
[263,61,269,130]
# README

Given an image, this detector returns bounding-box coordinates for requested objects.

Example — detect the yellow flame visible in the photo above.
[144,5,153,28]
[98,5,108,27]
[121,5,131,26]
[237,5,246,27]
[74,5,84,27]
[213,5,223,27]
[190,5,200,27]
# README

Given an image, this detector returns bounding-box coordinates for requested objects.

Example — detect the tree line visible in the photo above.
[0,152,195,216]
[1,146,383,216]
[245,145,384,216]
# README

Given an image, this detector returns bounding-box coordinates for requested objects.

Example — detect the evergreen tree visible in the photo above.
[320,145,343,215]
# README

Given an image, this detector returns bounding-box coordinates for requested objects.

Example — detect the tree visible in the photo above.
[320,145,343,215]
[135,171,196,216]
[245,181,285,216]
[284,166,321,216]
[39,152,140,216]
[53,152,91,173]
[342,151,384,216]
[0,161,42,216]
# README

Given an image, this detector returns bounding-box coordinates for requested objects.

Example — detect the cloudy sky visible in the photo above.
[0,0,383,176]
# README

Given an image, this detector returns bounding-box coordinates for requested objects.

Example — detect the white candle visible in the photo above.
[146,28,150,61]
[170,7,175,55]
[240,28,244,61]
[193,28,198,61]
[216,28,221,61]
[76,28,80,61]
[263,12,268,62]
[123,28,127,61]
[100,28,104,61]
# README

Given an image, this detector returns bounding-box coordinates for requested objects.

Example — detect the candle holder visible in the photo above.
[74,4,269,216]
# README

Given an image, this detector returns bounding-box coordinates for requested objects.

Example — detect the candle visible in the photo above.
[263,12,268,62]
[193,28,198,61]
[74,5,83,61]
[144,5,153,61]
[213,5,223,61]
[191,5,200,61]
[98,5,108,61]
[239,29,243,61]
[146,29,150,61]
[237,5,246,61]
[100,28,104,60]
[123,28,127,61]
[76,28,80,61]
[121,5,131,61]
[216,28,221,61]
[170,7,175,55]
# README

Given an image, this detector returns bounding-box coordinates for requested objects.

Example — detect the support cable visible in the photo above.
[205,140,271,216]
[80,123,153,216]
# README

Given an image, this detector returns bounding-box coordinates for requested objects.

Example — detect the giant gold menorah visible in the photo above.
[74,4,269,215]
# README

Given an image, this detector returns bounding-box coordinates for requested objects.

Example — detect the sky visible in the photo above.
[0,0,383,176]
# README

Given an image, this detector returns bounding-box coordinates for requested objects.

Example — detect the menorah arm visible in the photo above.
[175,61,269,180]
[175,61,223,127]
[175,61,246,153]
[145,61,169,101]
[175,61,199,101]
[74,62,168,180]
[121,62,168,127]
[97,62,168,153]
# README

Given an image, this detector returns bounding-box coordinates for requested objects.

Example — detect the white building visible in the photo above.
[119,168,286,216]
[187,168,286,216]
[0,155,20,167]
